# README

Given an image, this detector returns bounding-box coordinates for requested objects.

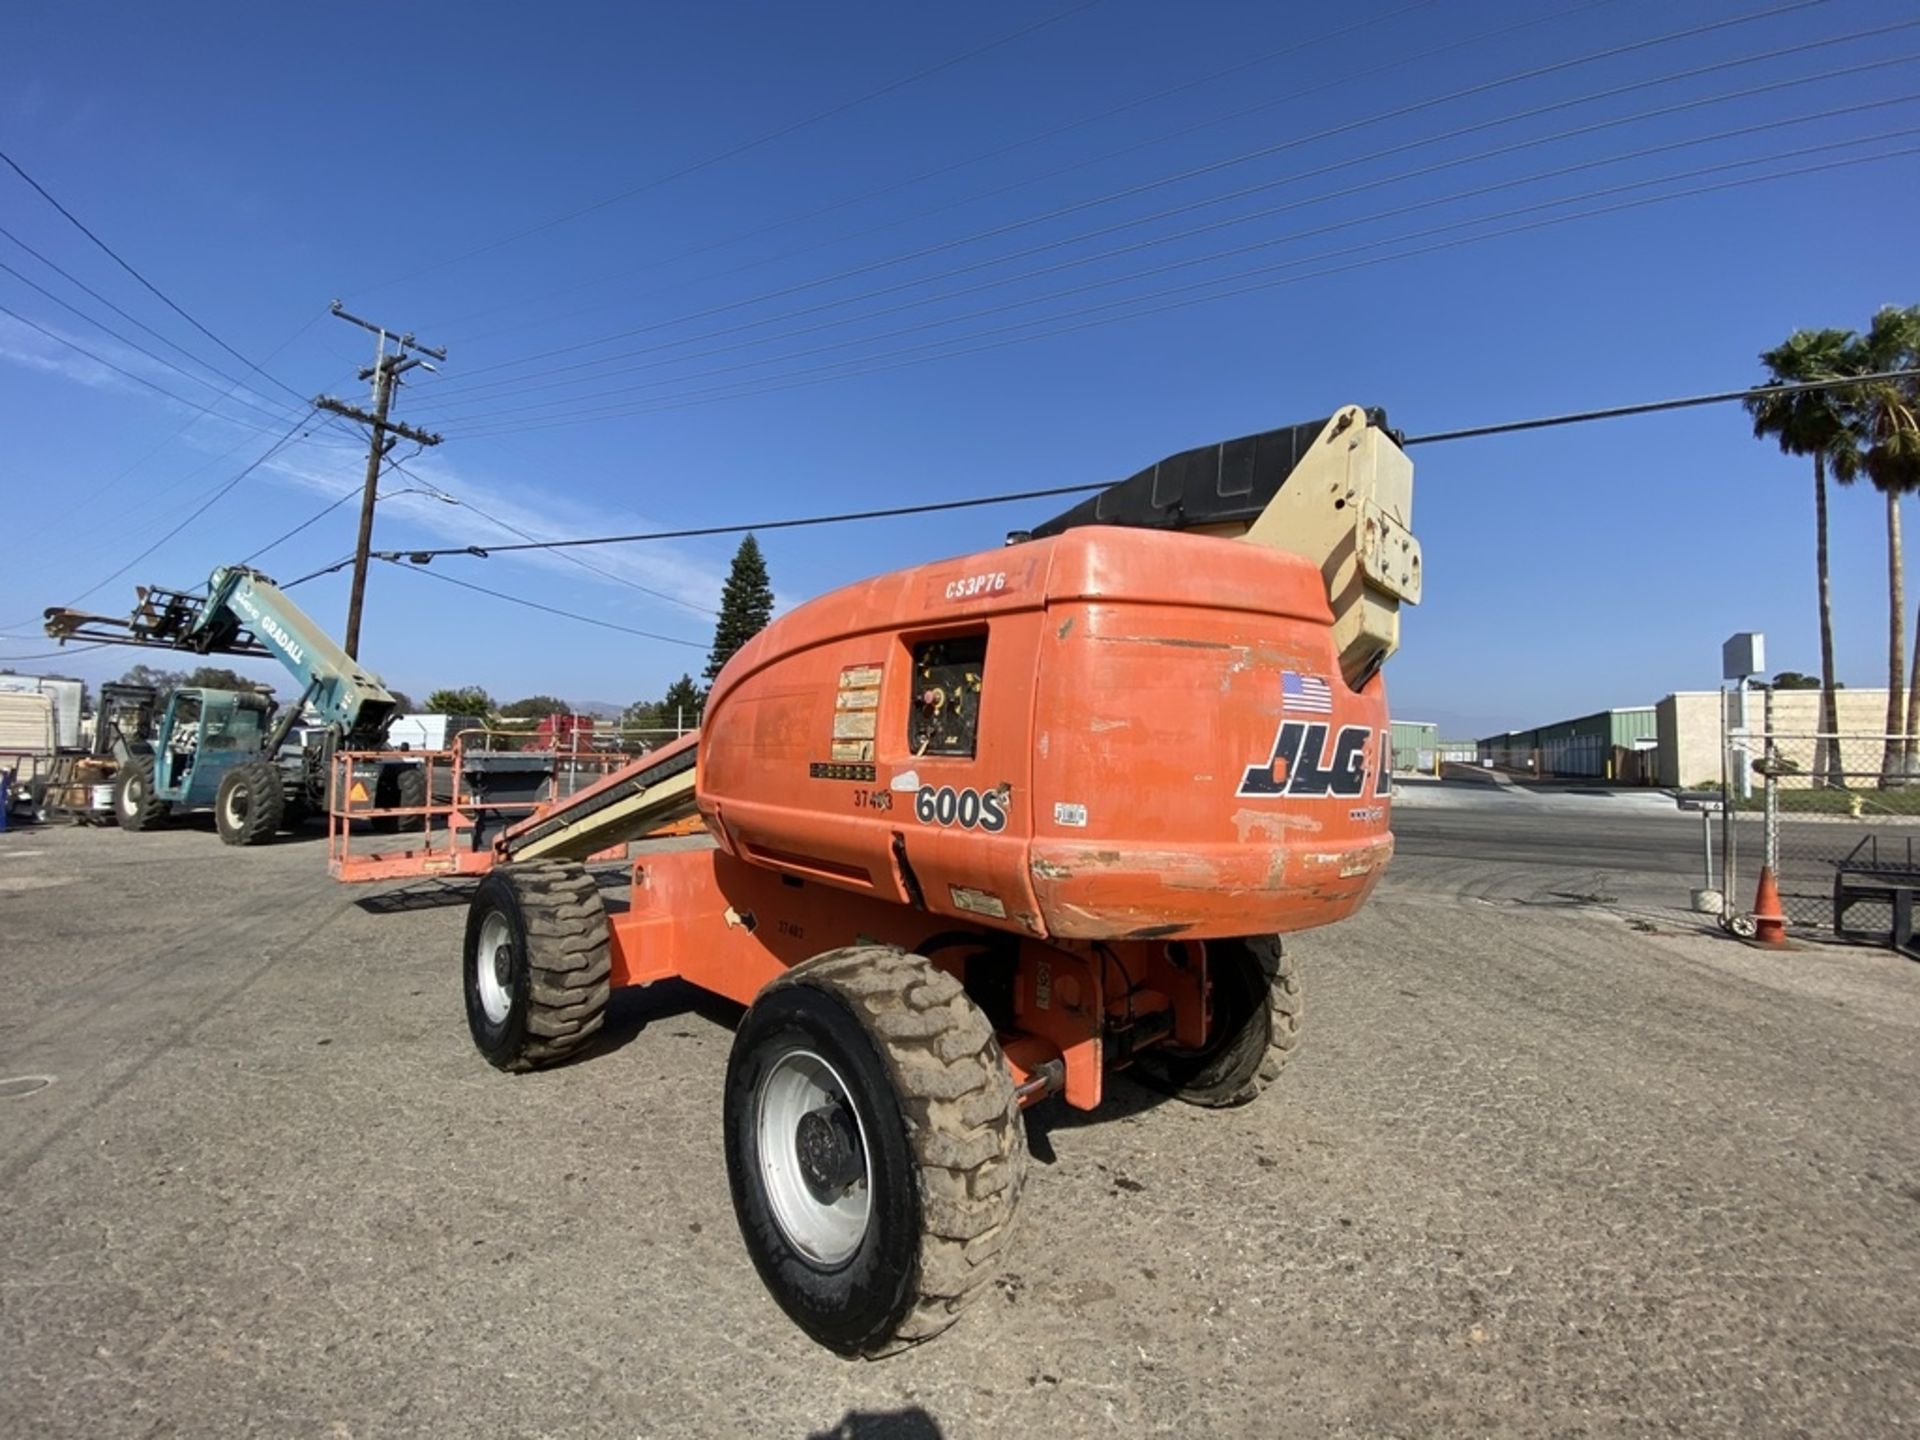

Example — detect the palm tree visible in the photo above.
[1858,306,1920,771]
[1746,329,1861,788]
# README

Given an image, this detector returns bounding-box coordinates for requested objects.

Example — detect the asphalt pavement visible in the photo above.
[4,800,1919,1438]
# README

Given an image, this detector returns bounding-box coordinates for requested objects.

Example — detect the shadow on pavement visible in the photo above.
[808,1408,944,1439]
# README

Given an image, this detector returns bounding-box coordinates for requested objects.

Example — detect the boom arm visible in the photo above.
[45,566,399,743]
[1028,405,1421,689]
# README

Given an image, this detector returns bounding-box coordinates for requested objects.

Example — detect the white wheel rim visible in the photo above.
[121,777,141,816]
[476,911,515,1025]
[757,1048,872,1266]
[225,784,248,828]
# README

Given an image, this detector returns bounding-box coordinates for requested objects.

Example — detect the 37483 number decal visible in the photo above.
[913,785,1008,833]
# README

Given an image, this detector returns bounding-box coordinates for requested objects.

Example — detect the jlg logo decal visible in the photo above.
[1237,722,1381,799]
[915,785,1008,832]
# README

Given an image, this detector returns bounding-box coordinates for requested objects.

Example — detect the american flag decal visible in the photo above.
[1282,670,1334,714]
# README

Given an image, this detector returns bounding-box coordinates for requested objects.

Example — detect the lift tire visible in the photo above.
[724,947,1027,1357]
[113,755,168,832]
[214,760,286,846]
[463,862,611,1072]
[1129,936,1300,1108]
[393,764,427,832]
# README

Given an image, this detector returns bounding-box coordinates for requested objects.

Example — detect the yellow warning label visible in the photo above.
[839,665,883,689]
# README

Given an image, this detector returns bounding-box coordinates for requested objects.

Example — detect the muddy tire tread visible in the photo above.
[773,947,1026,1355]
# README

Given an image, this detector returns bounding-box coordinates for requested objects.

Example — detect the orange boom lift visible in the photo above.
[460,405,1421,1354]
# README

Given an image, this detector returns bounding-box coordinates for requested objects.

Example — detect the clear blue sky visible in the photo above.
[3,0,1916,737]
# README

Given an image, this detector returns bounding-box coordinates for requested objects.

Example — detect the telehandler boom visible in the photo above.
[44,566,413,844]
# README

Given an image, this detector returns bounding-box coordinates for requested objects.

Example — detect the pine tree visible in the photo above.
[705,534,774,684]
[661,674,704,730]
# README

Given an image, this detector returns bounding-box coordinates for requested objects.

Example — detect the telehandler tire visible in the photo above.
[392,764,427,832]
[724,947,1026,1357]
[463,862,611,1072]
[215,760,286,846]
[113,755,168,832]
[1130,936,1300,1108]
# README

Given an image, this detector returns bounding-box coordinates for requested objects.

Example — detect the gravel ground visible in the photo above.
[3,814,1918,1439]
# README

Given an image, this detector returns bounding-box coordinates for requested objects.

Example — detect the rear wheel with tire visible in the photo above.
[463,862,611,1071]
[113,755,168,832]
[725,947,1026,1357]
[214,760,286,846]
[1129,936,1299,1107]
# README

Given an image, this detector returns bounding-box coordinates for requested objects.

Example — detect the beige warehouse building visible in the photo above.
[1657,688,1898,788]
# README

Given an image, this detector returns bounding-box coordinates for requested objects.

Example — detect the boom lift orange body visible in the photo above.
[460,406,1421,1354]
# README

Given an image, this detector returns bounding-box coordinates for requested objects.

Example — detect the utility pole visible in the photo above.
[315,301,446,660]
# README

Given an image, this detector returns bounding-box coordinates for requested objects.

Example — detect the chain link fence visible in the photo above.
[1723,713,1920,940]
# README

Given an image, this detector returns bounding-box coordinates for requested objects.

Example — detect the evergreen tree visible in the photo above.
[705,534,774,684]
[661,674,704,730]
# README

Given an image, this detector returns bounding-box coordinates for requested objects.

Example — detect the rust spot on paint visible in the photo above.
[1057,616,1075,639]
[1031,858,1074,881]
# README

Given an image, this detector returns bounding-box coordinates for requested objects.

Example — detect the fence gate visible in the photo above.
[1725,708,1920,941]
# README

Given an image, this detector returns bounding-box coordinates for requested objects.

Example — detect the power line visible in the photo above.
[0,146,310,406]
[420,0,1457,339]
[0,225,303,421]
[449,134,1920,436]
[60,412,318,609]
[0,302,294,436]
[431,0,1833,391]
[1401,369,1920,445]
[385,368,1920,565]
[428,83,1920,429]
[0,257,308,427]
[380,558,708,648]
[0,642,112,663]
[380,456,719,617]
[351,0,1111,298]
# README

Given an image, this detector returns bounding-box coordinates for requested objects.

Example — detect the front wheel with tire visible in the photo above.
[214,760,286,846]
[113,755,168,832]
[463,862,611,1071]
[1129,936,1300,1107]
[725,947,1026,1357]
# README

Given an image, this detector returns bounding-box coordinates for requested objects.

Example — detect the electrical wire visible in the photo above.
[451,135,1920,435]
[0,225,306,421]
[378,455,720,618]
[382,368,1920,562]
[429,85,1920,428]
[0,302,296,437]
[59,412,319,608]
[0,146,310,406]
[0,642,112,663]
[0,257,310,427]
[420,0,1459,338]
[421,31,1920,418]
[350,0,1111,298]
[379,559,708,648]
[429,0,1834,390]
[421,0,1605,355]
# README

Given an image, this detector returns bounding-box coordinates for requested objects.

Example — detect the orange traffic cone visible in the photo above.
[1751,865,1788,948]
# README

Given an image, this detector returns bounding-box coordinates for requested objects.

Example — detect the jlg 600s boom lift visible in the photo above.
[462,406,1421,1354]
